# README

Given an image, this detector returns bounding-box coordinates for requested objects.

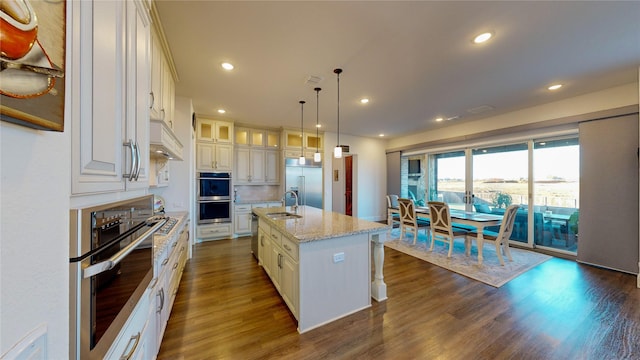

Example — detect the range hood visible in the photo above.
[150,120,183,160]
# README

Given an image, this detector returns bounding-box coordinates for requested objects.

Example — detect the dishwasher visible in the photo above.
[251,211,259,260]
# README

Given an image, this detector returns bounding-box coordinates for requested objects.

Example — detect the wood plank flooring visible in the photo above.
[158,237,640,360]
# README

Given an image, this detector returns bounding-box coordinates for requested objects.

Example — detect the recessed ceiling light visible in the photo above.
[360,98,369,104]
[435,117,444,122]
[379,134,385,137]
[221,62,234,70]
[473,32,493,44]
[548,84,562,90]
[316,124,322,128]
[217,109,226,114]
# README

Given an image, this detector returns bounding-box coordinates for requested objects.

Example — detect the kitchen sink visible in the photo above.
[266,212,302,220]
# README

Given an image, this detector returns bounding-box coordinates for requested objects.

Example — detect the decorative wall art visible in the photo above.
[1,0,66,131]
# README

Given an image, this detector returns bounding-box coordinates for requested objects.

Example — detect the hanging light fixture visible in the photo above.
[314,87,322,163]
[299,100,306,165]
[333,68,343,159]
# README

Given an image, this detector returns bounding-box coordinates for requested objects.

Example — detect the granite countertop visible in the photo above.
[253,205,387,243]
[153,211,189,258]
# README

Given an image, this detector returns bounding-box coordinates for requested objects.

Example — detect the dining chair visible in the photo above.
[386,195,400,229]
[428,201,469,257]
[466,204,519,265]
[398,198,430,244]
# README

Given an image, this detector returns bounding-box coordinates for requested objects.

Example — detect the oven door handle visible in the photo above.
[83,218,166,279]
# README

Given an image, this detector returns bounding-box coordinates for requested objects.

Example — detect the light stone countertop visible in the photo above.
[234,199,283,205]
[153,211,189,259]
[253,205,387,243]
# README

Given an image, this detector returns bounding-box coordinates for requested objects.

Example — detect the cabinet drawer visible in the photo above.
[281,236,298,262]
[197,223,232,238]
[235,204,252,212]
[270,227,282,247]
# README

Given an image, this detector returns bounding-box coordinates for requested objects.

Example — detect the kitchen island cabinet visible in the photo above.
[254,206,388,333]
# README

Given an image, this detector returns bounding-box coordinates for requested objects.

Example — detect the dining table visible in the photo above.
[415,207,503,265]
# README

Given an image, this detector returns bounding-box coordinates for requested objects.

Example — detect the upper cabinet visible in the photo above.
[71,0,150,195]
[283,130,323,151]
[196,117,234,171]
[234,126,280,185]
[197,118,233,143]
[149,30,175,131]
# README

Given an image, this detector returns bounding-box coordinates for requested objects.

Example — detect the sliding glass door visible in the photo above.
[405,135,579,254]
[533,138,579,253]
[471,143,529,244]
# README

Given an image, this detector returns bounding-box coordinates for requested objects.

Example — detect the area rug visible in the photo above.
[385,229,551,287]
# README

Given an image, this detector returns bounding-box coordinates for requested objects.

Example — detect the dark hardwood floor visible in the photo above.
[158,236,639,360]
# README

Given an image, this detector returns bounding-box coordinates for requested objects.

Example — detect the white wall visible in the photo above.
[323,132,388,222]
[0,122,70,358]
[387,82,639,149]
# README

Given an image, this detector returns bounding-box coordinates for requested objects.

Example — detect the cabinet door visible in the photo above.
[235,147,251,183]
[197,119,214,142]
[71,0,126,194]
[260,230,272,277]
[149,31,163,121]
[215,144,233,171]
[124,0,150,190]
[234,212,252,234]
[280,254,298,317]
[162,62,175,130]
[196,143,215,171]
[270,247,281,291]
[265,150,280,184]
[215,122,233,143]
[250,149,266,183]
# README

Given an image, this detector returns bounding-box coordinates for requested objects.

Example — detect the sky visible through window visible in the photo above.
[437,146,579,181]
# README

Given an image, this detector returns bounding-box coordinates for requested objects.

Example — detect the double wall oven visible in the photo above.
[197,172,232,224]
[69,195,166,359]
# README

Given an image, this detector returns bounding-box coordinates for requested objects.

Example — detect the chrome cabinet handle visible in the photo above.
[161,108,165,120]
[120,332,141,360]
[123,140,136,180]
[157,287,165,313]
[161,258,169,266]
[134,141,142,180]
[149,92,154,109]
[283,244,291,251]
[84,218,166,278]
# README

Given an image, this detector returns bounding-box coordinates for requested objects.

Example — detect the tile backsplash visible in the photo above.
[234,185,281,202]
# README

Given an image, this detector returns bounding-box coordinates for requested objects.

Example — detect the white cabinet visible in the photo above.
[71,0,150,195]
[283,130,323,151]
[196,118,233,172]
[258,219,299,318]
[197,118,233,143]
[149,30,175,130]
[265,150,280,184]
[234,126,280,184]
[196,223,232,240]
[196,143,233,171]
[233,204,252,235]
[153,219,189,357]
[235,148,269,184]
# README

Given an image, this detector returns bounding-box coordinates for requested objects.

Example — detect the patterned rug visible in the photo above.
[385,229,552,287]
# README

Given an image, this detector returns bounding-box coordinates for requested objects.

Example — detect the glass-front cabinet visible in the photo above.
[197,118,233,143]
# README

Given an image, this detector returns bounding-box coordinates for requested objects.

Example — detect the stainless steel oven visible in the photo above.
[197,172,232,224]
[69,195,166,360]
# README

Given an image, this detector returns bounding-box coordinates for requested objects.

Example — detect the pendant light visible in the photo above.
[333,68,343,159]
[313,87,322,163]
[299,100,306,165]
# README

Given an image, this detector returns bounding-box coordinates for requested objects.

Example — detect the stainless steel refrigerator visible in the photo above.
[284,157,323,209]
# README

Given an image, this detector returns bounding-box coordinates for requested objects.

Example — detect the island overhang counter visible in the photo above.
[252,205,389,333]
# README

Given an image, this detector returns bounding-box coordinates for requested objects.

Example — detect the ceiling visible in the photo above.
[155,1,640,140]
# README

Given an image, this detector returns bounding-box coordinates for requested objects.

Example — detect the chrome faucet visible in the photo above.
[283,190,299,213]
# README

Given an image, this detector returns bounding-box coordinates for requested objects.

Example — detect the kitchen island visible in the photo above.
[253,205,388,333]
